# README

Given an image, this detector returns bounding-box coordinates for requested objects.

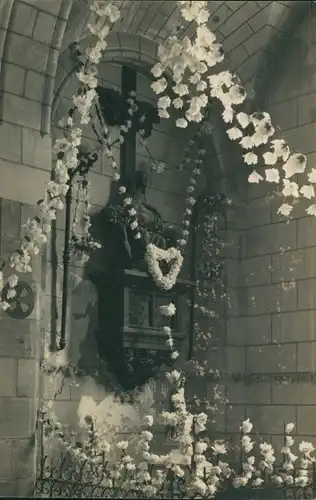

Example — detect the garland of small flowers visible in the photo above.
[71,177,102,260]
[144,244,183,291]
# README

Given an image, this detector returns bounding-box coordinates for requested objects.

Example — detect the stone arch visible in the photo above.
[52,31,163,123]
[0,0,74,134]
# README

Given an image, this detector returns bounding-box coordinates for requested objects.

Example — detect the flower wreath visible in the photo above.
[144,243,183,291]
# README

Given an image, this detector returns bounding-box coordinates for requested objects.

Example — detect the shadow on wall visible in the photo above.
[66,177,138,396]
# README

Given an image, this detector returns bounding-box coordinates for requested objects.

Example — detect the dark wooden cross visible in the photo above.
[120,65,137,181]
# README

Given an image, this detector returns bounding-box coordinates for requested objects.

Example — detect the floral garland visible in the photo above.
[150,0,315,218]
[71,177,101,261]
[144,244,183,291]
[0,1,121,310]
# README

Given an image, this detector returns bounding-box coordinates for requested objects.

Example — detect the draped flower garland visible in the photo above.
[151,0,315,218]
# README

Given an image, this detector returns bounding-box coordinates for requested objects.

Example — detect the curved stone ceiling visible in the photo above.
[60,1,310,101]
[107,0,306,95]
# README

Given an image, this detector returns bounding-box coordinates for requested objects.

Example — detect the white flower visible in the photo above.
[196,80,207,91]
[253,477,264,487]
[271,139,290,160]
[265,168,280,183]
[6,289,17,300]
[122,197,132,206]
[244,152,258,165]
[282,179,299,198]
[7,274,18,288]
[158,109,170,119]
[271,475,283,486]
[151,63,163,78]
[248,170,263,183]
[171,351,179,360]
[284,475,294,485]
[295,476,309,487]
[212,442,227,455]
[299,441,315,455]
[143,415,154,427]
[241,435,254,453]
[166,338,174,348]
[285,423,295,434]
[189,73,201,84]
[306,204,316,216]
[140,430,153,442]
[166,370,182,385]
[158,96,171,109]
[239,418,253,434]
[130,220,138,231]
[240,136,254,150]
[118,186,126,194]
[233,476,248,488]
[308,168,316,183]
[174,465,186,478]
[278,203,293,216]
[178,239,187,247]
[180,2,209,23]
[286,435,295,447]
[227,127,242,140]
[263,151,278,165]
[76,70,98,89]
[176,118,188,128]
[222,107,233,123]
[128,208,137,216]
[116,440,129,450]
[173,97,184,109]
[283,460,295,471]
[173,83,189,96]
[195,441,208,454]
[283,154,307,178]
[236,112,250,128]
[87,21,110,39]
[91,1,120,21]
[300,184,315,199]
[301,458,310,469]
[151,78,167,94]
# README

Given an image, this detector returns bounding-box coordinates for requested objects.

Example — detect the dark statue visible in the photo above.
[105,170,178,270]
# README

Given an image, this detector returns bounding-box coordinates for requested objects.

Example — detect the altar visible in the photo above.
[93,268,194,390]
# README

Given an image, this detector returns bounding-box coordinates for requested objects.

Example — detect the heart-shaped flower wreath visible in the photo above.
[144,243,183,291]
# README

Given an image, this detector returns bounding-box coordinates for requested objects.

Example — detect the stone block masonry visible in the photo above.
[0,198,43,495]
[220,7,316,452]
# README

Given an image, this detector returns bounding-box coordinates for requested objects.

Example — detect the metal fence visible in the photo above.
[33,449,316,499]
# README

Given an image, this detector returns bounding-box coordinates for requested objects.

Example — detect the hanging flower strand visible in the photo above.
[0,1,121,311]
[150,1,314,217]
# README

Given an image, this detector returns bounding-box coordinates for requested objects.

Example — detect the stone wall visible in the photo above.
[0,198,44,496]
[42,58,201,440]
[221,8,316,460]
